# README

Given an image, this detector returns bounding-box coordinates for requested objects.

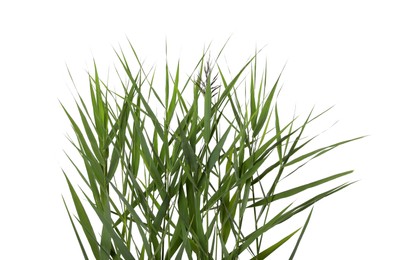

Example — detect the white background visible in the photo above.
[1,0,397,259]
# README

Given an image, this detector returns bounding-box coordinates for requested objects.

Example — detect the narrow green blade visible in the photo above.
[289,208,314,260]
[63,172,100,259]
[251,229,300,260]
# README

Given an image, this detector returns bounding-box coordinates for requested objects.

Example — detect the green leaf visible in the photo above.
[207,125,232,172]
[82,189,136,260]
[204,71,212,144]
[229,204,292,258]
[178,117,198,174]
[166,62,180,126]
[249,171,353,207]
[250,57,257,130]
[63,172,100,259]
[76,102,104,166]
[252,72,280,137]
[289,208,314,260]
[286,136,365,166]
[62,197,90,260]
[251,229,300,260]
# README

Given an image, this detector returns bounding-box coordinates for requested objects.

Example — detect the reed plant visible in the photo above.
[61,42,362,259]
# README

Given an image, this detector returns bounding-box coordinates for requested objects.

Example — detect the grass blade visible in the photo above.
[62,197,90,260]
[289,208,314,260]
[251,229,300,260]
[63,172,100,259]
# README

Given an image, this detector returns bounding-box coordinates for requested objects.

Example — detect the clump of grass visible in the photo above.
[61,41,362,259]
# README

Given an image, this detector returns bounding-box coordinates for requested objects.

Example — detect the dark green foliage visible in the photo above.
[61,42,361,259]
